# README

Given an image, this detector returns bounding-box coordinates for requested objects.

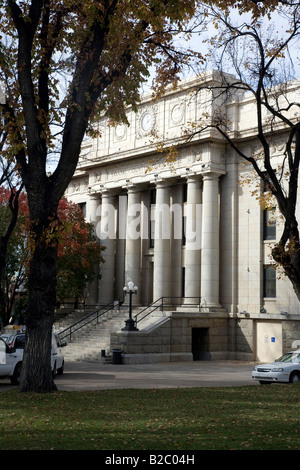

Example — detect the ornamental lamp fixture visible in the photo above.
[122,281,138,331]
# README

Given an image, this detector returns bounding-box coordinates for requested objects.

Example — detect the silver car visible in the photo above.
[252,350,300,384]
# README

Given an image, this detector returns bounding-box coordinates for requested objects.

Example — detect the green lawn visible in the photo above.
[0,385,299,450]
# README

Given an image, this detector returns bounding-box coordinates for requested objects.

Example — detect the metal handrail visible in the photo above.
[133,297,163,324]
[58,300,118,342]
[134,297,202,325]
[58,296,205,341]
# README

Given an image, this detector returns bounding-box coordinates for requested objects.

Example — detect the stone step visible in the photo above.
[53,305,169,362]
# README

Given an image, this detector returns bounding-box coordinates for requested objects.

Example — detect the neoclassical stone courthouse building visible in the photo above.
[66,71,300,364]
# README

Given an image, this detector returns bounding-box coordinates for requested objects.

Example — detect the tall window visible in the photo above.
[78,202,86,219]
[263,207,276,241]
[263,265,276,298]
[182,267,185,298]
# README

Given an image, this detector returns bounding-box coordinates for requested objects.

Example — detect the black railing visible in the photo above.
[58,300,120,342]
[57,302,99,309]
[134,297,203,325]
[57,296,205,342]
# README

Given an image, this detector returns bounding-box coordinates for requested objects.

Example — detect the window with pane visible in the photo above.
[78,202,86,219]
[0,339,6,364]
[263,265,276,298]
[263,207,276,240]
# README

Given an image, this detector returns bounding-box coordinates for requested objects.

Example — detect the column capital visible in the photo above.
[122,180,149,193]
[201,170,225,181]
[88,192,101,201]
[122,182,140,193]
[151,176,176,188]
[185,174,203,188]
[181,169,201,182]
[99,186,118,198]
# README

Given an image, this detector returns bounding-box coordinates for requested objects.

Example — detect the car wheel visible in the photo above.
[57,360,64,375]
[10,362,22,385]
[290,372,300,383]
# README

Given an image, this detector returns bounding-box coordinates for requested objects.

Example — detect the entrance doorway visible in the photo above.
[192,327,210,360]
[147,260,153,305]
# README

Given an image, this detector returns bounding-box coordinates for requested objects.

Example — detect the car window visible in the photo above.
[292,354,300,363]
[14,335,25,349]
[276,353,293,363]
[276,352,300,363]
[1,335,12,345]
[52,335,61,348]
[0,338,6,364]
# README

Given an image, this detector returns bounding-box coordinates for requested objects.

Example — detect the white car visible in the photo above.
[0,332,65,385]
[252,350,300,384]
[0,336,23,384]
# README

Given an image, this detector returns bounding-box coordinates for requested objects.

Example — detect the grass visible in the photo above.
[0,384,300,450]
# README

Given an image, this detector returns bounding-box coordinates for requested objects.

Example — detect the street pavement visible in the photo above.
[1,360,258,392]
[0,360,257,392]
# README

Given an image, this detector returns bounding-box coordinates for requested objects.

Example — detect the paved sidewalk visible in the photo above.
[53,360,256,391]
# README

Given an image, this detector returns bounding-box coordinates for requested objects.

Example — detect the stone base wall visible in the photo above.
[283,320,300,351]
[110,311,230,364]
[231,315,300,361]
[109,311,300,364]
[234,318,255,361]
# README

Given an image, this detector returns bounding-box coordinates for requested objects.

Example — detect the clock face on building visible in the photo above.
[141,112,154,132]
[115,123,125,139]
[171,103,184,125]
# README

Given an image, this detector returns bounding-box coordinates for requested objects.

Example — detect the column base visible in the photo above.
[201,304,224,312]
[122,319,139,331]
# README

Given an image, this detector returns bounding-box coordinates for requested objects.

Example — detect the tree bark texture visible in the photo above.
[19,192,59,392]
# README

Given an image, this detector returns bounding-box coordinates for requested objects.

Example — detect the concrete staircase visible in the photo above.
[54,307,127,362]
[54,305,166,363]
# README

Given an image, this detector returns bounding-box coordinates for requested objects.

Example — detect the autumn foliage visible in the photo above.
[0,189,103,324]
[56,198,104,304]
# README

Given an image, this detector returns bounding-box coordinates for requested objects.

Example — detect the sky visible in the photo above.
[49,5,300,172]
[140,6,299,96]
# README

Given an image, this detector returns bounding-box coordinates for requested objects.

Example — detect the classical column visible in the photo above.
[220,158,238,315]
[114,194,126,302]
[170,185,183,299]
[88,193,100,226]
[184,175,202,301]
[201,172,221,308]
[124,185,142,304]
[86,193,101,304]
[153,180,171,300]
[98,190,116,304]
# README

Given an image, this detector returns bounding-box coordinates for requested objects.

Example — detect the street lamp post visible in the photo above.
[122,281,138,331]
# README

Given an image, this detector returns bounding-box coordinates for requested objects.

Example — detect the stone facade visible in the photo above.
[110,311,229,364]
[66,71,300,363]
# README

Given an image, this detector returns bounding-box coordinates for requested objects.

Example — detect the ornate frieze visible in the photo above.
[251,139,287,159]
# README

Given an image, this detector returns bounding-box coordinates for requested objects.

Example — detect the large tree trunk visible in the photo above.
[19,199,59,393]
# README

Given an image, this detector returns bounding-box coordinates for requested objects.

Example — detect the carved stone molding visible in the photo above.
[170,102,185,126]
